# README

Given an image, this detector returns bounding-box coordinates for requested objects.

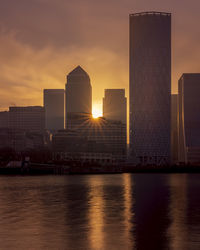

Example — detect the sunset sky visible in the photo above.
[0,0,200,113]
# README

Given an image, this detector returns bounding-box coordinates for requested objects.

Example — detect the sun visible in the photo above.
[92,104,102,119]
[92,110,102,119]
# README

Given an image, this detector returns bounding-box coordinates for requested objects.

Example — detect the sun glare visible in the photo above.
[92,110,102,119]
[92,103,102,119]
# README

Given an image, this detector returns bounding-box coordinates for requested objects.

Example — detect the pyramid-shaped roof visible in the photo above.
[68,66,89,76]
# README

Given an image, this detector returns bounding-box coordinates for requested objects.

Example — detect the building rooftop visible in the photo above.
[180,73,200,80]
[9,106,44,111]
[130,11,171,17]
[44,89,65,93]
[68,66,89,77]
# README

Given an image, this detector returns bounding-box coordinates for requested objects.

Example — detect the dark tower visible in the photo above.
[103,89,127,124]
[65,66,92,129]
[129,12,171,166]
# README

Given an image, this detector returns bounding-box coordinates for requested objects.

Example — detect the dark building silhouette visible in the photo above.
[171,94,178,164]
[43,89,64,131]
[8,106,45,133]
[63,66,126,163]
[129,12,171,166]
[178,74,200,164]
[65,66,92,129]
[79,117,126,162]
[0,111,9,128]
[53,118,126,163]
[103,89,127,124]
[0,128,44,152]
[52,129,114,165]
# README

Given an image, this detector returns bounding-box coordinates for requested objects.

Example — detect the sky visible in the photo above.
[0,0,200,113]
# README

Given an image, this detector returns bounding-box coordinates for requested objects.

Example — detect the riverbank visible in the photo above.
[0,162,200,175]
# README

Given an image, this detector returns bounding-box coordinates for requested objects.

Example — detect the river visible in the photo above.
[0,174,199,250]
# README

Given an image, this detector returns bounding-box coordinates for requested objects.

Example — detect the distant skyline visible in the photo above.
[0,0,200,113]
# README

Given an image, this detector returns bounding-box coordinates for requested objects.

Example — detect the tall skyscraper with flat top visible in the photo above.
[103,89,127,124]
[129,12,171,166]
[171,94,178,164]
[65,66,92,129]
[178,74,200,164]
[43,89,64,131]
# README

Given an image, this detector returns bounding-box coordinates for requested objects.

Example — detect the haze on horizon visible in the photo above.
[0,0,200,113]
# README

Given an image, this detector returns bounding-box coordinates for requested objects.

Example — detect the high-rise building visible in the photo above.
[171,94,178,164]
[103,89,127,124]
[9,106,45,133]
[178,74,200,164]
[43,89,65,131]
[129,12,171,166]
[65,66,92,129]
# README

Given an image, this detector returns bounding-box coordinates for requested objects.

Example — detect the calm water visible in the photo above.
[0,174,199,250]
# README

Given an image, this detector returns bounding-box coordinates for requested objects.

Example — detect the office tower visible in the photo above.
[0,111,8,128]
[103,89,127,124]
[178,74,200,164]
[65,66,92,129]
[129,12,171,166]
[171,94,178,164]
[43,89,65,131]
[9,106,45,133]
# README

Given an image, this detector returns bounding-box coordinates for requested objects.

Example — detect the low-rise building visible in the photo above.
[0,111,9,128]
[0,128,44,152]
[9,106,45,133]
[52,117,127,163]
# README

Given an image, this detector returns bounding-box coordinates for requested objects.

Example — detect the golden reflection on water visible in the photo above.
[168,174,188,250]
[88,176,105,250]
[0,175,198,250]
[123,173,135,249]
[87,175,135,250]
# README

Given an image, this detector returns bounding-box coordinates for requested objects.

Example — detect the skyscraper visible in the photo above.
[103,89,127,124]
[65,66,92,129]
[171,94,178,164]
[43,89,65,131]
[129,12,171,166]
[178,74,200,164]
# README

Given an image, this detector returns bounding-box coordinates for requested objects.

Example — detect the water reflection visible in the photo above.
[187,174,200,250]
[88,176,105,250]
[87,175,135,249]
[133,174,170,250]
[0,174,199,250]
[123,174,135,249]
[168,174,188,250]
